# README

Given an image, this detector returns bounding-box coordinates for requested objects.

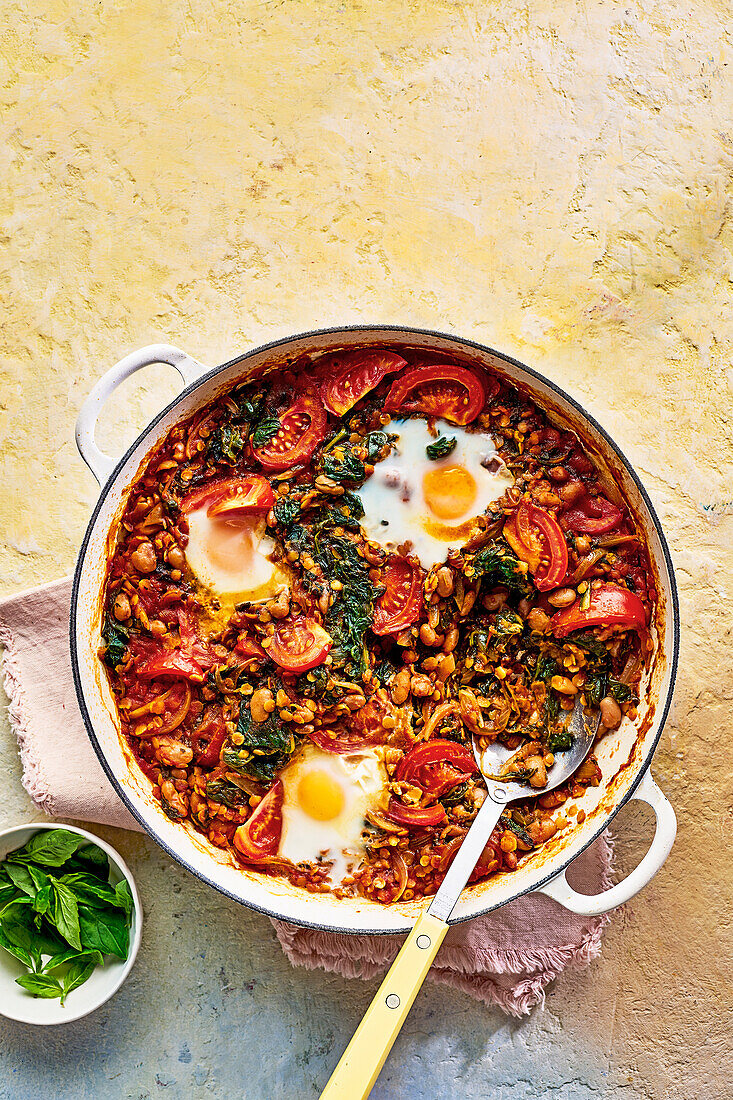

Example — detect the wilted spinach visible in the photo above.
[272,497,301,529]
[250,416,281,449]
[468,544,532,596]
[426,436,457,460]
[314,533,382,677]
[547,726,574,753]
[225,706,298,785]
[102,615,129,669]
[321,448,367,484]
[207,424,244,466]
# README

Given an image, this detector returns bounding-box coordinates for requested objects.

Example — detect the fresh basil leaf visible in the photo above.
[0,903,65,958]
[251,416,281,448]
[76,843,110,869]
[426,436,457,460]
[28,866,51,892]
[60,957,98,1004]
[0,909,41,967]
[15,973,63,999]
[66,845,111,881]
[0,927,34,970]
[78,904,130,960]
[51,882,82,950]
[58,872,119,910]
[44,947,103,974]
[0,881,18,907]
[9,829,87,868]
[4,863,36,896]
[32,883,53,918]
[113,880,134,919]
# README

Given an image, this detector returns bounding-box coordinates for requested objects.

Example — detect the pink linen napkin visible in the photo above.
[0,577,613,1016]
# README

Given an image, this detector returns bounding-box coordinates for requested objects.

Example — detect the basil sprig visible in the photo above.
[0,830,133,1004]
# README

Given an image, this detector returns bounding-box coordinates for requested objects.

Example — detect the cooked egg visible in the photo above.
[184,506,287,603]
[278,745,387,883]
[357,417,514,569]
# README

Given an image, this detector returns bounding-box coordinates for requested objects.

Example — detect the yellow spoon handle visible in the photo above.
[320,910,449,1100]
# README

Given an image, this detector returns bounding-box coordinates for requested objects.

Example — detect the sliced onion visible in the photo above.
[127,683,192,733]
[420,701,460,742]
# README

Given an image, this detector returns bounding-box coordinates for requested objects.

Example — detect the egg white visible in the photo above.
[184,506,287,603]
[278,745,387,883]
[357,418,514,570]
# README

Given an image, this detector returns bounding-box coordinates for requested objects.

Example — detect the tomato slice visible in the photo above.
[132,611,215,681]
[205,475,275,519]
[550,583,648,637]
[308,728,380,754]
[191,709,228,767]
[468,834,503,883]
[234,632,268,662]
[395,739,478,796]
[181,478,232,514]
[372,557,423,636]
[233,781,283,862]
[384,799,447,828]
[267,616,332,672]
[384,364,487,425]
[320,349,407,416]
[251,391,328,471]
[504,500,569,592]
[562,489,624,535]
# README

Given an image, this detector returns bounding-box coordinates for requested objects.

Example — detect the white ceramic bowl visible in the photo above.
[0,823,142,1025]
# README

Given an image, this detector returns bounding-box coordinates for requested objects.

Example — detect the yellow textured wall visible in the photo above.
[1,3,731,1096]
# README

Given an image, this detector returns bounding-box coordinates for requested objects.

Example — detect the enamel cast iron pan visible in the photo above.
[71,326,678,934]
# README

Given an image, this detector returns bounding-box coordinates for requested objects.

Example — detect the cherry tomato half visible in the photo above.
[308,728,380,754]
[234,632,268,662]
[550,583,648,637]
[562,488,624,535]
[372,557,423,636]
[252,391,328,471]
[132,611,214,681]
[320,349,407,416]
[267,616,332,672]
[504,500,569,592]
[395,739,478,797]
[233,781,283,862]
[384,799,447,828]
[308,695,393,752]
[205,475,275,519]
[191,708,228,768]
[384,363,488,425]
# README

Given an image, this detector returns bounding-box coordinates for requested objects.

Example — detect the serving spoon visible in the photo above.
[320,695,599,1100]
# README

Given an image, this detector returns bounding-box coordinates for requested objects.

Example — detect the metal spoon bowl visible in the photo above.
[429,694,600,922]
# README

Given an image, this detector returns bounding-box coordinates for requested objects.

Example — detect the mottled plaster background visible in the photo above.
[0,2,731,1098]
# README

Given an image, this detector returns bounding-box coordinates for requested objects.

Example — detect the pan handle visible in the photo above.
[537,771,676,916]
[75,344,208,485]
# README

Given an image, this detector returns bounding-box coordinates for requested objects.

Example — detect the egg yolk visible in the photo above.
[204,516,258,573]
[297,770,346,821]
[422,464,477,520]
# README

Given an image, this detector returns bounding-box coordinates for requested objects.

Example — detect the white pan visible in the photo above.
[71,326,678,934]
